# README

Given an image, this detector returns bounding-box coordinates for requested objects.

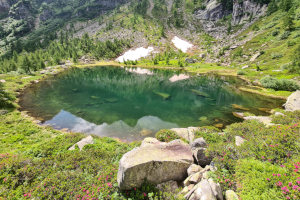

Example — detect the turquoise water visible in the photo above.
[20,66,283,141]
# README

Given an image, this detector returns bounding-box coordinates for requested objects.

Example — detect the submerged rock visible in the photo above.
[232,112,245,119]
[153,91,171,100]
[191,89,209,97]
[232,104,250,111]
[117,139,193,190]
[285,91,300,111]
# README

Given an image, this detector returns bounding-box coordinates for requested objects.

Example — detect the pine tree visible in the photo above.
[267,0,278,15]
[20,55,31,74]
[280,0,292,12]
[283,9,295,31]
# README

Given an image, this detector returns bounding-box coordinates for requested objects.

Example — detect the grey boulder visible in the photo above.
[285,91,300,111]
[117,138,193,190]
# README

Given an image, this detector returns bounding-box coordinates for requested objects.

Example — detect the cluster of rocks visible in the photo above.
[117,132,240,200]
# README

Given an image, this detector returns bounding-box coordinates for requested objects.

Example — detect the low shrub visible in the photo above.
[260,76,300,91]
[155,129,180,142]
[272,30,279,36]
[237,70,246,75]
[236,158,299,200]
[206,117,300,199]
[272,111,300,125]
[271,53,283,59]
[279,31,290,40]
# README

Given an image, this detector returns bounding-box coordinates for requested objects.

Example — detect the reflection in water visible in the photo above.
[19,66,283,141]
[45,110,178,141]
[125,68,154,75]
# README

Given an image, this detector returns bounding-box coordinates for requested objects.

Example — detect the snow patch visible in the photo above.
[172,36,193,53]
[116,47,154,62]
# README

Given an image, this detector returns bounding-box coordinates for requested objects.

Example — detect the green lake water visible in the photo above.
[19,66,283,141]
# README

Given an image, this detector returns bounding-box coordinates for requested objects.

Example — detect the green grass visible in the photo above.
[231,9,300,82]
[0,71,184,199]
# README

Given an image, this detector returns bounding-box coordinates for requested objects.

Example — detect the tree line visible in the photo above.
[0,33,131,74]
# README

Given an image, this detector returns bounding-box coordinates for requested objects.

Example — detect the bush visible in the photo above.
[155,129,180,142]
[235,158,299,200]
[260,76,300,91]
[271,53,283,59]
[237,70,246,75]
[272,30,279,36]
[279,31,290,40]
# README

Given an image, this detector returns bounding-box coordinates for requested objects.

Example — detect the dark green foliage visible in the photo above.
[283,9,295,31]
[267,0,278,15]
[0,33,130,73]
[133,0,149,16]
[290,44,300,73]
[260,76,300,91]
[280,0,293,12]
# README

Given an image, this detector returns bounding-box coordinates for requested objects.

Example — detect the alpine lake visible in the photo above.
[19,66,284,141]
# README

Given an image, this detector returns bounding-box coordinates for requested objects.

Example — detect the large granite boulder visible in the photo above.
[285,91,300,111]
[117,138,194,190]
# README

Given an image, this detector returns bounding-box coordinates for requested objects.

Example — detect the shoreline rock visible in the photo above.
[117,138,193,190]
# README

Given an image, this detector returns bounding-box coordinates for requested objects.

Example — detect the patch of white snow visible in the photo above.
[116,47,154,62]
[172,36,193,53]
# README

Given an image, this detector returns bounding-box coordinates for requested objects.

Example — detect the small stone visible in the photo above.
[69,135,94,151]
[191,138,207,148]
[275,112,285,116]
[187,164,203,176]
[235,136,246,146]
[225,190,239,200]
[189,172,202,184]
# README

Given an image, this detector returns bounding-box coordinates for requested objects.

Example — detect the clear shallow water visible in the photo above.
[20,66,283,141]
